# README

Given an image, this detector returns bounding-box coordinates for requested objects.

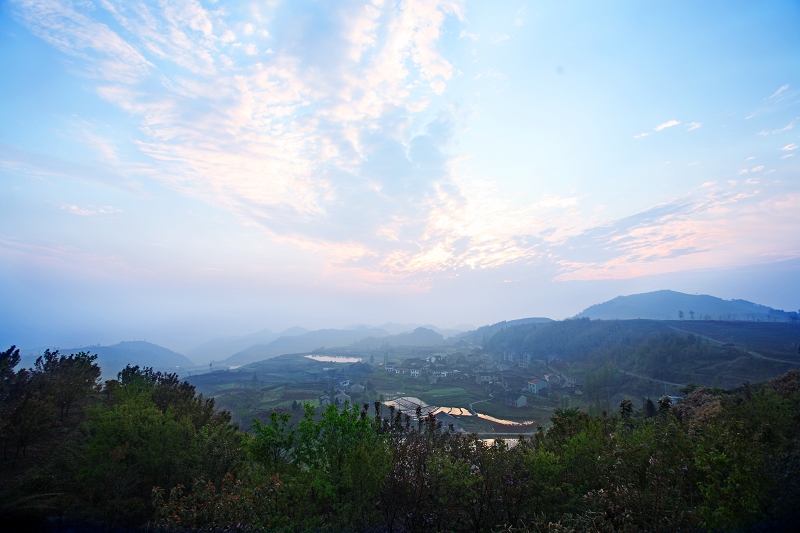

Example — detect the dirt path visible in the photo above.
[619,369,687,388]
[469,395,492,415]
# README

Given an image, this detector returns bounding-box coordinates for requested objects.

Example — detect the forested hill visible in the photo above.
[576,289,797,321]
[486,319,800,389]
[221,327,390,367]
[21,341,194,377]
[350,327,444,349]
[454,317,553,345]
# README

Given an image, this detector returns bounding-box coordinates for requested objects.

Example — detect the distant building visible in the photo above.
[504,392,527,408]
[396,367,409,375]
[527,378,548,395]
[334,392,351,405]
[544,373,556,383]
[349,383,365,393]
[385,363,396,372]
[564,375,584,388]
[475,374,496,385]
[410,369,420,378]
[502,375,527,391]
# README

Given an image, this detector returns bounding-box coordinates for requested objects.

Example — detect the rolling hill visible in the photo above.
[349,327,445,349]
[453,317,553,345]
[21,341,195,377]
[221,327,390,367]
[576,290,797,322]
[187,326,309,364]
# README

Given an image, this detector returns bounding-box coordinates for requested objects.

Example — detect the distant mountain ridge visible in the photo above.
[576,290,797,322]
[348,322,468,338]
[221,327,390,367]
[454,317,554,345]
[21,341,195,377]
[187,327,309,364]
[350,327,444,349]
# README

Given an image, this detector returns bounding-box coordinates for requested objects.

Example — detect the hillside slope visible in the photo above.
[576,290,796,321]
[454,317,553,345]
[350,327,445,349]
[187,327,309,364]
[22,341,195,377]
[487,319,800,389]
[222,327,390,367]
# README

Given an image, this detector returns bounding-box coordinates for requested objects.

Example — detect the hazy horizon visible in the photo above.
[2,1,799,353]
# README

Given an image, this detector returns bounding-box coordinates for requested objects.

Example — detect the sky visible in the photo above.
[1,0,799,353]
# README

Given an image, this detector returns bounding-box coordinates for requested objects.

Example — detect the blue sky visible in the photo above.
[1,0,799,351]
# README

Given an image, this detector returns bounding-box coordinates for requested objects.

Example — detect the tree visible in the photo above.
[678,311,684,320]
[248,411,296,473]
[34,349,101,421]
[689,310,695,320]
[79,368,243,527]
[1,346,55,465]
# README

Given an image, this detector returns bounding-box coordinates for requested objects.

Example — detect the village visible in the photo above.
[312,345,588,433]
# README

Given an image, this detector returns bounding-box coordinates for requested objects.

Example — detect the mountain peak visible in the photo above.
[576,290,794,321]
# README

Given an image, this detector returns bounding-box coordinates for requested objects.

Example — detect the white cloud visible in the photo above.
[514,4,526,26]
[491,33,510,44]
[782,143,798,151]
[12,0,800,288]
[61,204,120,216]
[654,119,680,131]
[751,166,764,172]
[686,122,701,131]
[634,132,650,139]
[768,84,789,99]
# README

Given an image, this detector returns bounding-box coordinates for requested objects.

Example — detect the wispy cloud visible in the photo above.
[654,119,681,131]
[514,5,526,26]
[9,0,800,291]
[553,186,800,281]
[491,33,511,44]
[61,205,121,216]
[746,85,800,119]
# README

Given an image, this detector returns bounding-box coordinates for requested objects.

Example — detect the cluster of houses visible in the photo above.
[319,379,366,407]
[379,350,585,410]
[384,356,451,383]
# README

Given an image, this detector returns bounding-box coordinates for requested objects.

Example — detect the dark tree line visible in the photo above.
[2,344,800,532]
[1,346,100,465]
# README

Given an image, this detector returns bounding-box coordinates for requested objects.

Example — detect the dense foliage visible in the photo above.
[2,344,800,532]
